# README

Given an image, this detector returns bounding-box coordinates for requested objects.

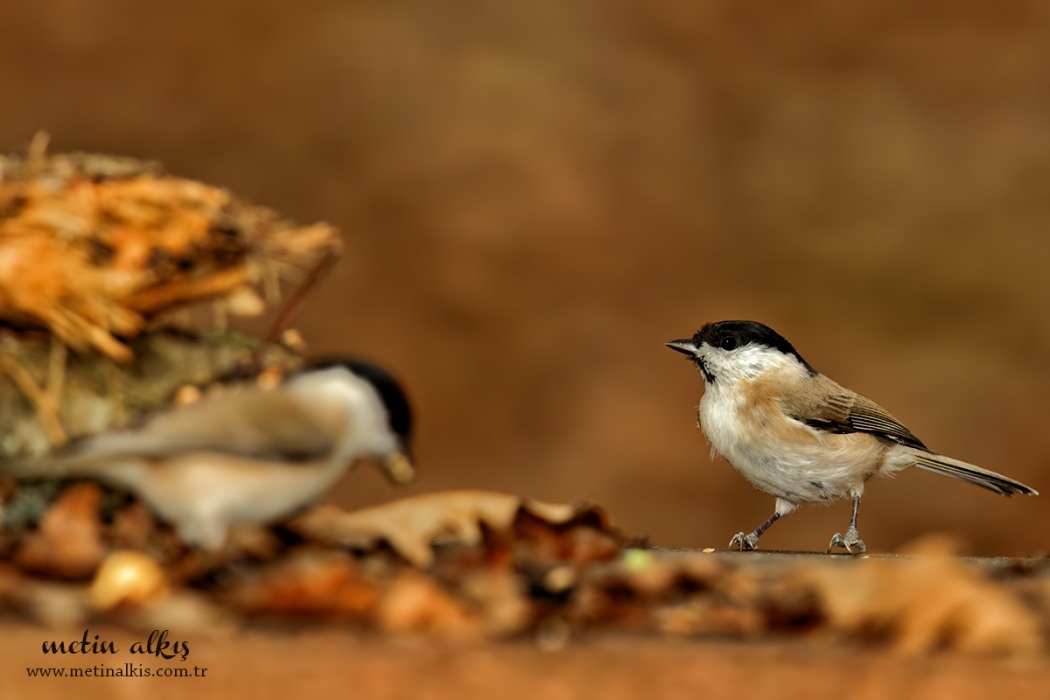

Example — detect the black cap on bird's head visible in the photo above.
[666,320,815,377]
[302,357,414,450]
[302,357,416,485]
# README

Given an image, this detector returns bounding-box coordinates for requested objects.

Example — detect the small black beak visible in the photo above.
[665,339,699,356]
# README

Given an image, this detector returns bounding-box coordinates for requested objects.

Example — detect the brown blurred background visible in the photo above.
[1,0,1047,555]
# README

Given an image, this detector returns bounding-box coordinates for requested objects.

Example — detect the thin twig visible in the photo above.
[262,260,282,306]
[46,337,67,402]
[0,346,67,447]
[262,247,341,348]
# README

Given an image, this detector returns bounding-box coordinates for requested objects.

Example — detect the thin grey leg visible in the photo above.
[828,494,866,554]
[729,511,781,551]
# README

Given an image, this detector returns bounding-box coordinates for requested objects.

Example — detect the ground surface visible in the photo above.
[2,548,1050,699]
[3,625,1050,700]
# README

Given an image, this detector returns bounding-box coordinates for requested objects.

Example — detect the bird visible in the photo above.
[2,359,414,551]
[666,320,1037,553]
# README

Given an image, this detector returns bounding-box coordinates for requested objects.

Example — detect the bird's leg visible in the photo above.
[729,513,778,550]
[828,493,866,554]
[729,499,796,551]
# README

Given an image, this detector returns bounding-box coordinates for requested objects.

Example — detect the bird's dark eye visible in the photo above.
[720,336,738,351]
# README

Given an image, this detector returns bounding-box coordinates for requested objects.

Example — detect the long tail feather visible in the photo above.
[905,448,1038,496]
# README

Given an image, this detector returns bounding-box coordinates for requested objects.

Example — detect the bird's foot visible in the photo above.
[729,531,760,551]
[827,527,866,555]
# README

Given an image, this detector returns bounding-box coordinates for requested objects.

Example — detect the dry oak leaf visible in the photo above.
[230,551,378,618]
[507,508,622,565]
[376,570,481,640]
[106,500,161,550]
[289,491,619,568]
[794,535,1043,656]
[13,482,106,579]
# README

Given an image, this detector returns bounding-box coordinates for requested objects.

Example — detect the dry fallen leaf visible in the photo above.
[290,491,622,567]
[791,535,1044,655]
[229,551,378,618]
[457,568,534,636]
[14,482,106,579]
[506,508,622,566]
[107,500,160,550]
[375,570,481,639]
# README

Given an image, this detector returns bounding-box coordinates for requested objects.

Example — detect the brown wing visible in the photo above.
[68,388,344,464]
[780,377,928,450]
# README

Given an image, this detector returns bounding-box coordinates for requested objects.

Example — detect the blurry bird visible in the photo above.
[667,320,1037,553]
[3,359,414,550]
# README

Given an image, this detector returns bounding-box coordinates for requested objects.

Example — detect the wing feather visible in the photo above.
[66,388,343,465]
[781,377,928,450]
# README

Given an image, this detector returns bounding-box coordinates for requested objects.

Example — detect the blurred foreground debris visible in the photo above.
[289,491,622,567]
[0,328,301,460]
[0,136,332,460]
[0,134,340,363]
[0,482,1049,656]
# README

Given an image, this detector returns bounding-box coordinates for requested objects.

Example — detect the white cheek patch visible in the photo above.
[737,360,765,380]
[705,344,801,384]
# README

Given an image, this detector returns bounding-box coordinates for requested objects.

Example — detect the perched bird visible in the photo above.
[3,359,414,550]
[666,320,1037,553]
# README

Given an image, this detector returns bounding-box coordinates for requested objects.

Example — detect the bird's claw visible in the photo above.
[827,527,866,554]
[729,531,759,551]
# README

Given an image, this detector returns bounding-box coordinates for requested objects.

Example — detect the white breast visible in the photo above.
[697,349,884,504]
